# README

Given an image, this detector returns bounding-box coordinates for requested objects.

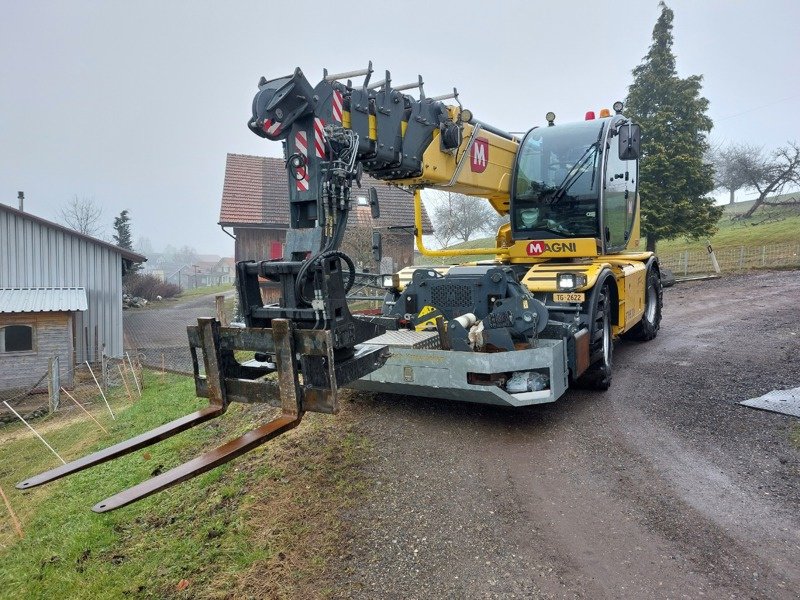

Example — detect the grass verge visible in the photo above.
[176,283,234,301]
[0,373,370,599]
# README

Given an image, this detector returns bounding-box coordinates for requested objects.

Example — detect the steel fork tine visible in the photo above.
[92,413,303,513]
[16,406,224,490]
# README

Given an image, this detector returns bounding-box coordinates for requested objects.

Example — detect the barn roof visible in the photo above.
[0,287,89,313]
[0,203,147,263]
[218,153,433,233]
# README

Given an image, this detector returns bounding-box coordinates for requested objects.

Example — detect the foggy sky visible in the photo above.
[1,0,798,257]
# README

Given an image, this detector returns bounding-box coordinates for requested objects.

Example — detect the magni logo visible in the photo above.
[470,137,489,173]
[526,241,578,256]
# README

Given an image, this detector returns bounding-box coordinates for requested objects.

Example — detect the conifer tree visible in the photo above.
[113,209,142,274]
[625,2,722,252]
[113,210,133,249]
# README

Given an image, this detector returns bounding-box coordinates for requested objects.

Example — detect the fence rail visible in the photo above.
[659,242,800,276]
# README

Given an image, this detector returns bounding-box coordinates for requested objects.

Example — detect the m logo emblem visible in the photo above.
[526,241,545,256]
[470,137,489,173]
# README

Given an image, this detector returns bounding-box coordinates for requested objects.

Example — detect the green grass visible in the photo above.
[0,374,370,599]
[657,195,800,254]
[176,283,234,300]
[791,425,800,451]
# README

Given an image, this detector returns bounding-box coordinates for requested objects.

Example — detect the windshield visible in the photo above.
[513,120,605,238]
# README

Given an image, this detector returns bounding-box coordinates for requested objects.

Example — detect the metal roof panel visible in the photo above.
[0,287,89,313]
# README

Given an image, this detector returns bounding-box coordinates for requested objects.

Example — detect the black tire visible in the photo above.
[576,285,613,391]
[623,267,662,342]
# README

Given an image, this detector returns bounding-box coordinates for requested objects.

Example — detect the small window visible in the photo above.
[0,325,34,353]
[356,196,368,206]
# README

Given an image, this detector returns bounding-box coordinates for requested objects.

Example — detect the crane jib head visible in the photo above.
[248,68,317,140]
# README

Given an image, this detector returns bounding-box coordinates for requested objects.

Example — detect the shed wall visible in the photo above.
[0,210,124,360]
[0,312,74,391]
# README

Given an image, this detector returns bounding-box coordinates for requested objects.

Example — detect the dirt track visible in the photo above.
[333,270,800,599]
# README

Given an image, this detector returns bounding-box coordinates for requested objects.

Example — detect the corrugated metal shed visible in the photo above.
[0,202,146,360]
[0,288,89,313]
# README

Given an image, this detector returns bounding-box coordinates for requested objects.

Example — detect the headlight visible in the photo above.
[381,274,396,289]
[556,272,587,291]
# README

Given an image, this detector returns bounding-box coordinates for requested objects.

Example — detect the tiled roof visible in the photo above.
[0,287,88,313]
[219,153,433,233]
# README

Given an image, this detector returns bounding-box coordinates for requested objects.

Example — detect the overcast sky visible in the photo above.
[1,0,798,257]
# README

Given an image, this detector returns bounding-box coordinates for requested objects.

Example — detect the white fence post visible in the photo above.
[48,356,60,413]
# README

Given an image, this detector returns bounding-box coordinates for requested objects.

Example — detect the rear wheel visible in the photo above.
[576,285,613,391]
[624,267,662,341]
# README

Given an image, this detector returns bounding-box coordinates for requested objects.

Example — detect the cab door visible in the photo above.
[602,120,638,253]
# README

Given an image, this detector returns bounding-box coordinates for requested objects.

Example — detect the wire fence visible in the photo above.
[659,242,800,276]
[0,353,143,426]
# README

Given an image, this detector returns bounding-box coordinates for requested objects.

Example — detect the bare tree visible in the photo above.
[737,142,800,218]
[340,225,378,271]
[135,236,154,256]
[709,143,756,205]
[428,191,497,245]
[59,195,103,236]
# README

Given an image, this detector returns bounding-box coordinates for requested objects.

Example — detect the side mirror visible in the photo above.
[618,123,641,160]
[368,187,380,219]
[372,231,382,263]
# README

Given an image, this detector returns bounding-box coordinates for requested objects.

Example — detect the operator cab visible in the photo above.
[511,113,640,253]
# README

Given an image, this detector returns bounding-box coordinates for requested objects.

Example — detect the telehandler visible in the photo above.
[18,64,661,511]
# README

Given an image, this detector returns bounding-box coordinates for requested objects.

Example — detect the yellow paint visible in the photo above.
[342,110,351,129]
[413,305,444,331]
[521,262,610,293]
[625,194,642,250]
[401,120,407,137]
[368,114,377,140]
[395,123,519,202]
[607,257,648,333]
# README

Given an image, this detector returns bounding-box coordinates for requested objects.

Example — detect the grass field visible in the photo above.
[0,374,369,599]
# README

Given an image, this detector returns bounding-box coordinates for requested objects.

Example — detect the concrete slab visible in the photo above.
[740,387,800,418]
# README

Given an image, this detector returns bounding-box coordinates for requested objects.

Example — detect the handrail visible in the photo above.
[413,190,509,258]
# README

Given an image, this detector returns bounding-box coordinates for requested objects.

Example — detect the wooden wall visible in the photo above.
[0,312,74,392]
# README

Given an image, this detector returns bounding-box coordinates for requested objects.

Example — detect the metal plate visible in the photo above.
[740,387,800,418]
[553,292,585,303]
[363,330,440,350]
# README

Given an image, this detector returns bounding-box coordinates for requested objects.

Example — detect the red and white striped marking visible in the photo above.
[295,131,309,192]
[331,90,343,123]
[262,118,282,137]
[313,117,326,158]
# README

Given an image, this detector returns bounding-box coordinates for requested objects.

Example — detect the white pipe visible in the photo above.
[454,313,477,328]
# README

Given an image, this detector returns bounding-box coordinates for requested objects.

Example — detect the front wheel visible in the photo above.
[623,267,662,342]
[576,285,613,391]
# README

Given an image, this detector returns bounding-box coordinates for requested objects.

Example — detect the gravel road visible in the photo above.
[123,291,233,372]
[332,270,800,599]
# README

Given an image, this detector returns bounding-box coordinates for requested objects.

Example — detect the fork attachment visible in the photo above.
[17,317,388,512]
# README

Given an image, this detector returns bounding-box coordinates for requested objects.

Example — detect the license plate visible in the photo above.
[553,292,585,303]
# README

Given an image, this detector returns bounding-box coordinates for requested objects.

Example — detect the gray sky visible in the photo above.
[1,0,798,257]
